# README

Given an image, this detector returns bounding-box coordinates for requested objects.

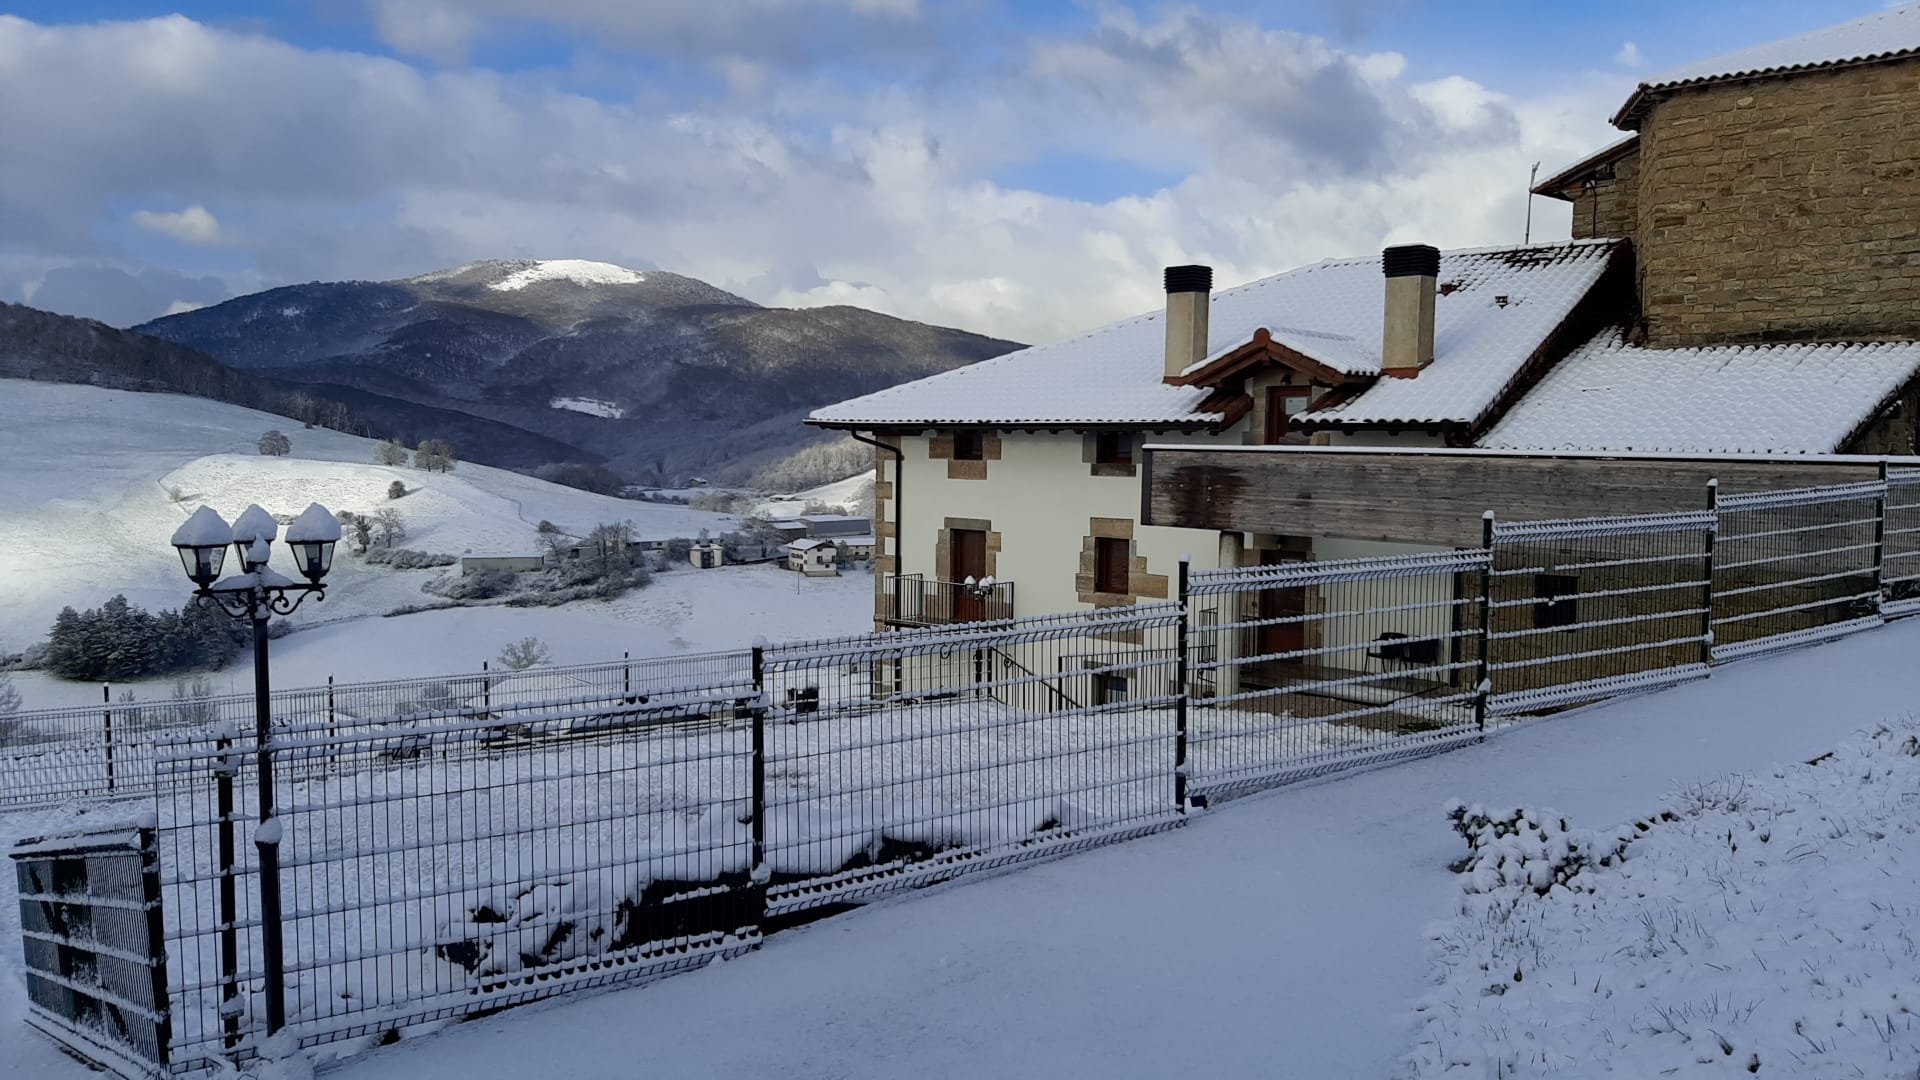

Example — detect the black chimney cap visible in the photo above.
[1382,244,1440,279]
[1164,265,1213,294]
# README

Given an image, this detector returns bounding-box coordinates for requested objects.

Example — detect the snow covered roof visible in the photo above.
[810,239,1620,430]
[1532,135,1640,199]
[1615,4,1920,126]
[1481,329,1920,455]
[788,538,836,551]
[1293,241,1622,427]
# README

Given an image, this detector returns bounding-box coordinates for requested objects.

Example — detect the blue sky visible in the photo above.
[0,1,1894,338]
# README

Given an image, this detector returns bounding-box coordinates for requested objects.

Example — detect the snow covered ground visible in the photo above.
[0,381,861,711]
[756,472,872,518]
[2,617,1902,1079]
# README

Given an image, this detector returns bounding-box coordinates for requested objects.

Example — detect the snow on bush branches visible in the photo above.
[1411,721,1920,1078]
[1443,801,1633,896]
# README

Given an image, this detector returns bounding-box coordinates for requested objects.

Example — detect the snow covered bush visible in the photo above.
[387,479,406,500]
[1412,721,1920,1078]
[362,547,455,569]
[427,568,515,601]
[1444,801,1633,896]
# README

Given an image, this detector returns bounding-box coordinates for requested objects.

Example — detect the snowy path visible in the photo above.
[288,619,1920,1080]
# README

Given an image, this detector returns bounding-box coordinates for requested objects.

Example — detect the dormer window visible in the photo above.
[1264,386,1315,444]
[953,430,986,461]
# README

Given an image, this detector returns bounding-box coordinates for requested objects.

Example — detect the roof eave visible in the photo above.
[806,417,1226,434]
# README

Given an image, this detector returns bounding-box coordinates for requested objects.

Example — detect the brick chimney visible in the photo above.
[1381,244,1439,378]
[1163,264,1213,380]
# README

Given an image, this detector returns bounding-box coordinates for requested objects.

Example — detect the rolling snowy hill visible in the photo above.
[0,380,872,710]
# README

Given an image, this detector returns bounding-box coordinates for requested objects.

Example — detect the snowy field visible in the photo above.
[0,380,735,646]
[0,381,893,711]
[7,615,1916,1079]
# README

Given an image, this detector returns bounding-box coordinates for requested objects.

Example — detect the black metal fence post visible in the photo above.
[215,727,240,1051]
[482,659,491,715]
[1474,512,1495,732]
[1874,461,1890,608]
[1702,479,1720,666]
[749,642,767,890]
[102,684,115,794]
[250,609,287,1038]
[1174,556,1191,813]
[623,651,631,701]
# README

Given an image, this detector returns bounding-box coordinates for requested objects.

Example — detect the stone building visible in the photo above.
[1534,5,1920,347]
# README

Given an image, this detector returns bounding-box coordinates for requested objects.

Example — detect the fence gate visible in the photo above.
[1712,479,1887,662]
[1183,549,1491,799]
[1487,508,1716,716]
[1881,468,1920,619]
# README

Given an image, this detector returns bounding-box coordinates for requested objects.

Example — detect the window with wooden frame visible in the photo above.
[1533,573,1579,630]
[952,429,986,461]
[1264,386,1315,444]
[1094,431,1133,467]
[1094,537,1131,595]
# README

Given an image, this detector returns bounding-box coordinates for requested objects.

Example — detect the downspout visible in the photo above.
[849,430,903,627]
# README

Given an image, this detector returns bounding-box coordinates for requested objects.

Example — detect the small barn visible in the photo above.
[690,541,725,569]
[786,538,841,577]
[795,514,872,538]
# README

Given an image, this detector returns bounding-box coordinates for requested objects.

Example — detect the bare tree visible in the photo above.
[257,430,292,456]
[496,637,552,671]
[415,438,457,473]
[371,507,407,549]
[375,439,409,467]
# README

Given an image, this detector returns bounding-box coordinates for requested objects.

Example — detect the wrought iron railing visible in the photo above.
[881,574,1016,626]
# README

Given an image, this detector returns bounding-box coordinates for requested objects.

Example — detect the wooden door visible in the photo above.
[950,529,988,622]
[1257,548,1307,659]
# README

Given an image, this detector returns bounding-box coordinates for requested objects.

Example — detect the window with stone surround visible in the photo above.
[1095,537,1131,595]
[953,430,986,461]
[1095,432,1132,466]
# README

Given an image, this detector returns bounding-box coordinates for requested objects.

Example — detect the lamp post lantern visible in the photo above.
[170,501,338,1038]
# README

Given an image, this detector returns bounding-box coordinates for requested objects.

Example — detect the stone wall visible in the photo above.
[1568,147,1640,242]
[1636,58,1920,346]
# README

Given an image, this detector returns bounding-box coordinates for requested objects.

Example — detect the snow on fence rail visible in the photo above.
[13,471,1920,1074]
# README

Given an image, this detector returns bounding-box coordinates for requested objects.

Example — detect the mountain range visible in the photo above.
[130,259,1022,483]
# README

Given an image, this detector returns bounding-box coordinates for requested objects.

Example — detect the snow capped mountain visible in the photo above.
[487,260,647,291]
[136,261,1019,484]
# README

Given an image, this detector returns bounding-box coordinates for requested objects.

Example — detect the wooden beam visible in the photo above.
[1144,448,1886,546]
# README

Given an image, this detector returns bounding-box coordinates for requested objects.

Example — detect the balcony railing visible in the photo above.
[883,574,1016,626]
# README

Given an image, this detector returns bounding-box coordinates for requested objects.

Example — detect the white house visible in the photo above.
[690,540,725,569]
[786,538,842,577]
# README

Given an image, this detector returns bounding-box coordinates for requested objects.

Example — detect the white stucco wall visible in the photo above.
[888,430,1239,619]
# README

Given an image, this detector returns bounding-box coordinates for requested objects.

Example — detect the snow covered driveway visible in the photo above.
[294,619,1920,1080]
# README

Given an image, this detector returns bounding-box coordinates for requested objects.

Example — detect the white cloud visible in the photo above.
[1615,41,1644,68]
[0,11,1631,341]
[368,0,483,66]
[160,299,204,316]
[129,205,221,244]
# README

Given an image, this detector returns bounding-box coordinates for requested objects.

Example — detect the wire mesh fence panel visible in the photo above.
[1184,550,1490,799]
[1884,469,1920,618]
[1487,509,1715,715]
[153,729,261,1074]
[758,604,1186,916]
[1712,481,1886,662]
[154,672,761,1062]
[0,652,752,808]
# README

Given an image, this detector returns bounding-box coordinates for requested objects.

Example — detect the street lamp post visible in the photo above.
[170,501,338,1039]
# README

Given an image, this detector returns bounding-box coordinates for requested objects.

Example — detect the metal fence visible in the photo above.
[1185,550,1490,799]
[0,651,751,807]
[140,604,1188,1071]
[10,472,1920,1074]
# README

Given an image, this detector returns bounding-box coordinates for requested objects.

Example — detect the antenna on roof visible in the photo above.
[1523,162,1540,245]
